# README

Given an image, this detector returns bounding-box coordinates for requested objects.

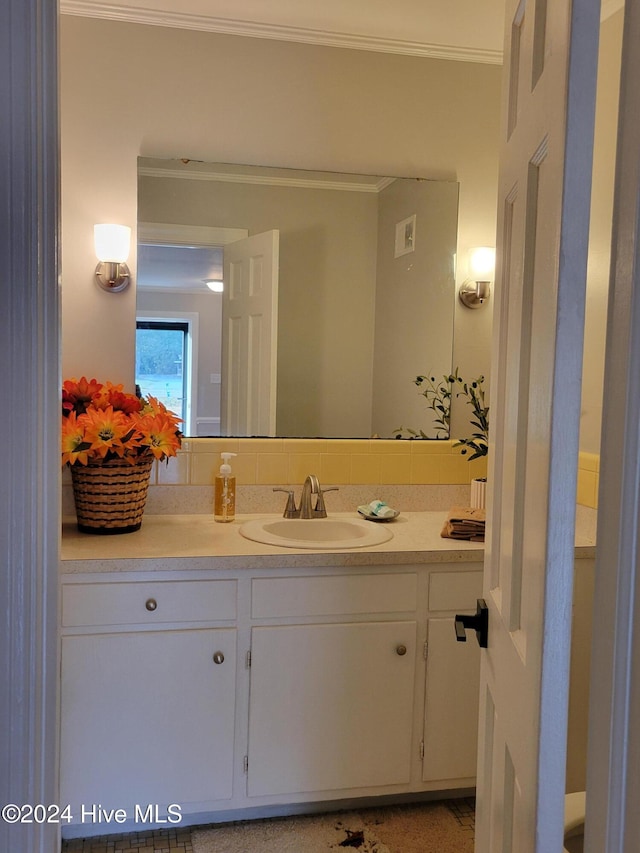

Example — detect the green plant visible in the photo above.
[394,369,489,459]
[452,374,489,460]
[394,371,455,440]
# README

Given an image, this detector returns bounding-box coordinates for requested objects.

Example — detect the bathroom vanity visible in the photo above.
[59,511,595,837]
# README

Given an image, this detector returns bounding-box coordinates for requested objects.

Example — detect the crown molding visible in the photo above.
[138,164,395,193]
[59,1,503,65]
[138,222,248,246]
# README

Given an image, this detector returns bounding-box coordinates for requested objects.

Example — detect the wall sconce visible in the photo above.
[459,246,495,309]
[94,224,131,292]
[204,279,224,293]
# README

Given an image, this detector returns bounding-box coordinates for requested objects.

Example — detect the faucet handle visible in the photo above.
[273,488,298,518]
[314,486,339,518]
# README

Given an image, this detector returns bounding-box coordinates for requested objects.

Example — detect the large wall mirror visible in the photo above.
[137,158,459,439]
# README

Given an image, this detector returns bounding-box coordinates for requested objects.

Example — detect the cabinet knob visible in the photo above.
[145,598,158,612]
[396,644,407,656]
[213,651,225,665]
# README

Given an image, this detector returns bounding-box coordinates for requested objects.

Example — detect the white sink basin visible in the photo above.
[239,516,394,549]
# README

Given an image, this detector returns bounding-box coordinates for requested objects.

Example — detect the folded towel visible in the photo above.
[441,506,486,542]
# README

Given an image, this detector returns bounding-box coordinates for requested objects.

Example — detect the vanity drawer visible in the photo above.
[251,573,418,619]
[428,570,483,612]
[62,579,237,627]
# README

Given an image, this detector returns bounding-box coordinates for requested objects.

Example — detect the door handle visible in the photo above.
[454,598,488,648]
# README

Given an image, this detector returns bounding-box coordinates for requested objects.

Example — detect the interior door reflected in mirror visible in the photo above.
[137,158,459,439]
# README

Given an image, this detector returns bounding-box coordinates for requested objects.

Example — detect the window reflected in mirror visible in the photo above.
[135,319,190,431]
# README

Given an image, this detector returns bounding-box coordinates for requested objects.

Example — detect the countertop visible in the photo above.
[60,509,597,573]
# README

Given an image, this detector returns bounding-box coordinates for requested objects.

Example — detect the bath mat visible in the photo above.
[192,800,474,853]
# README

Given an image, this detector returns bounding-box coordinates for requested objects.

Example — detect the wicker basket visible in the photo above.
[70,456,154,534]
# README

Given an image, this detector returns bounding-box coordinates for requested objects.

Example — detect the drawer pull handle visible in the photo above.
[213,651,225,665]
[145,598,158,612]
[396,644,407,656]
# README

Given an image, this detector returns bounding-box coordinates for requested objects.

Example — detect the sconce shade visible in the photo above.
[459,246,496,309]
[94,224,131,292]
[468,246,496,279]
[94,224,131,262]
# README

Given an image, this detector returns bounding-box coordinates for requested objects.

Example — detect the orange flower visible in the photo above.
[142,394,163,414]
[61,411,92,466]
[61,377,181,466]
[134,412,182,460]
[94,381,142,415]
[81,406,136,459]
[142,394,178,419]
[111,389,143,414]
[62,376,103,416]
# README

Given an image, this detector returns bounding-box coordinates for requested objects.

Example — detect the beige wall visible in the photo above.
[60,15,501,428]
[372,178,458,437]
[58,11,620,491]
[580,10,623,456]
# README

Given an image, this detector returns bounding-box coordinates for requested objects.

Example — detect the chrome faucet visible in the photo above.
[298,474,321,518]
[273,474,338,518]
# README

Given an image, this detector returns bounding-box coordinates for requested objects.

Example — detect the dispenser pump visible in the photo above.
[219,452,236,474]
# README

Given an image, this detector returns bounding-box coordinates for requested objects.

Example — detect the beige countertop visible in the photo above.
[60,509,597,573]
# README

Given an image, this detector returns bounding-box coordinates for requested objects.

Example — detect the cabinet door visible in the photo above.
[247,621,416,797]
[60,628,236,817]
[422,617,480,782]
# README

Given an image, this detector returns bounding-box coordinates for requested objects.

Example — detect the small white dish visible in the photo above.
[357,505,400,522]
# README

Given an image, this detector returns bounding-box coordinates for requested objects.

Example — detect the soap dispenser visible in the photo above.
[214,452,237,523]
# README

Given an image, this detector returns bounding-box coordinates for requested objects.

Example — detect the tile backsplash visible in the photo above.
[61,438,485,517]
[155,437,488,488]
[61,439,599,516]
[576,451,599,509]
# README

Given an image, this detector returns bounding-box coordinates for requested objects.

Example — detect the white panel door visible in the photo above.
[221,230,279,436]
[474,1,600,851]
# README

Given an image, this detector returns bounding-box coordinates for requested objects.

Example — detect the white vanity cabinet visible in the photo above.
[58,561,486,835]
[246,573,419,796]
[59,510,596,837]
[59,579,238,822]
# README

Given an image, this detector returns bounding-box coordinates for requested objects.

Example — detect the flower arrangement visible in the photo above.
[61,376,182,467]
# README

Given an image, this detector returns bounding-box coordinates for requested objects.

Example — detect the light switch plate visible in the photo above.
[395,214,416,258]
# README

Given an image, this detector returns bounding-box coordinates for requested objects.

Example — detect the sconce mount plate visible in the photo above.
[459,279,490,309]
[95,261,131,292]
